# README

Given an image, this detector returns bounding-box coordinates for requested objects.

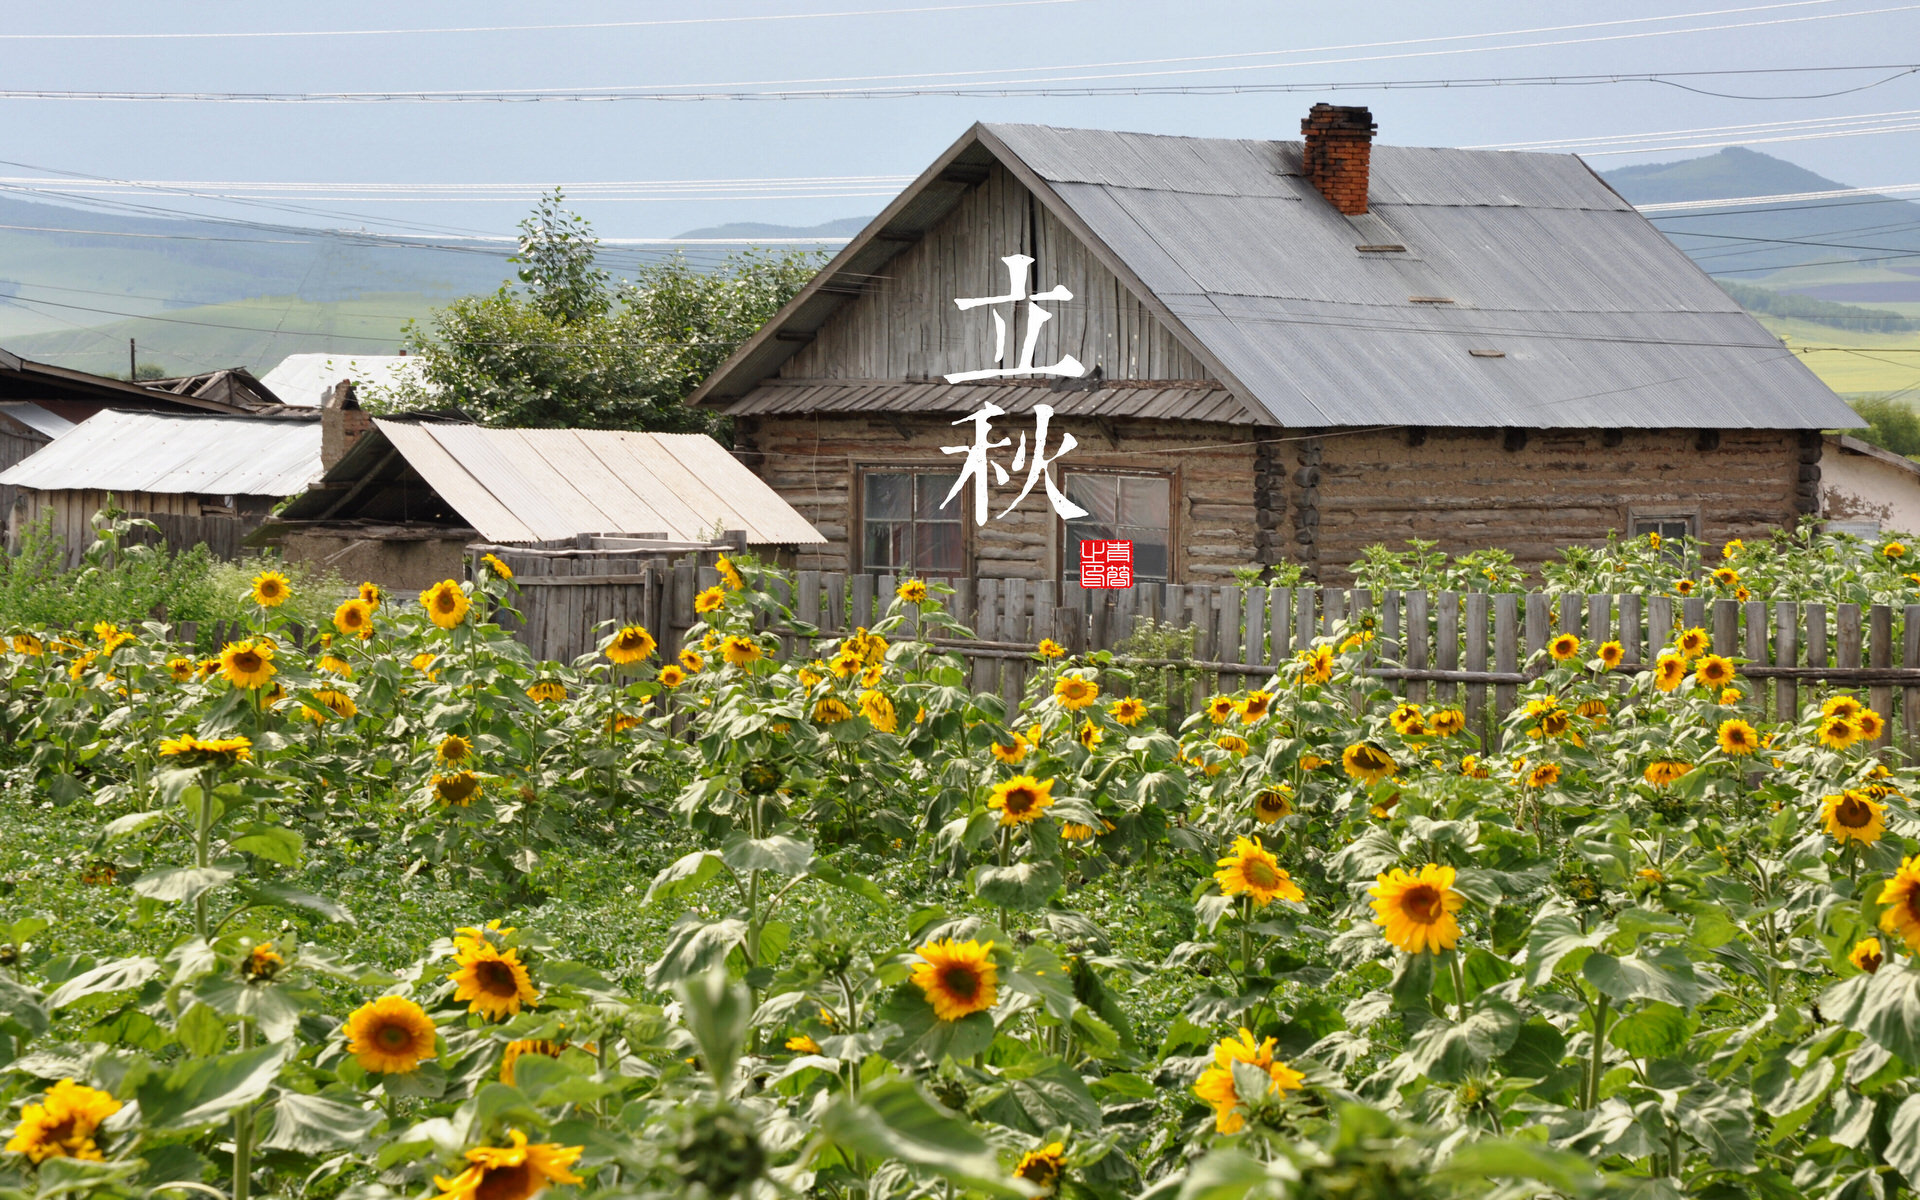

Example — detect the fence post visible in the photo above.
[1494,594,1519,727]
[1682,596,1707,634]
[851,574,876,632]
[1618,594,1642,666]
[1905,605,1920,758]
[1524,593,1549,666]
[1742,601,1769,719]
[1711,599,1739,658]
[1464,592,1489,743]
[1558,592,1583,642]
[1436,591,1461,716]
[1870,604,1893,751]
[1775,601,1800,723]
[974,579,1000,694]
[1587,593,1611,655]
[1648,596,1673,661]
[825,573,846,633]
[1322,588,1346,637]
[1294,587,1314,651]
[1837,603,1863,682]
[1269,587,1292,667]
[1405,590,1429,705]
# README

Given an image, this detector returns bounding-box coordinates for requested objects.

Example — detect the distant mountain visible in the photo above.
[672,216,870,240]
[1598,147,1920,290]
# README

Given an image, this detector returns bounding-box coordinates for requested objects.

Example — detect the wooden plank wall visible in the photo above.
[483,555,1920,754]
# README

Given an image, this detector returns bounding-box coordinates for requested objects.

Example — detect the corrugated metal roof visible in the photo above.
[0,403,75,439]
[0,409,321,495]
[692,121,1859,431]
[726,380,1251,424]
[363,420,824,545]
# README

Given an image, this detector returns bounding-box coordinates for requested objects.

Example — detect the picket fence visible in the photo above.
[466,552,1920,754]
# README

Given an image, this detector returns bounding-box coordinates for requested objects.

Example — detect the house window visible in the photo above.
[1063,473,1172,583]
[862,471,964,575]
[1629,512,1698,546]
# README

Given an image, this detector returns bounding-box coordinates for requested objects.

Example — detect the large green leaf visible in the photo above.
[721,833,814,877]
[261,1091,380,1153]
[230,822,303,866]
[1677,1084,1756,1172]
[1821,963,1920,1065]
[130,863,240,905]
[1525,914,1608,988]
[645,917,746,988]
[1402,998,1522,1084]
[818,1079,1030,1197]
[1436,1139,1602,1195]
[1609,1002,1692,1059]
[237,882,355,925]
[678,968,749,1093]
[134,1040,293,1131]
[1883,1094,1920,1184]
[974,861,1063,911]
[644,850,726,905]
[1582,949,1713,1008]
[45,957,160,1010]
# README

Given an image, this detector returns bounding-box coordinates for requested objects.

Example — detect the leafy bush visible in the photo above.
[0,552,1916,1197]
[1840,394,1920,458]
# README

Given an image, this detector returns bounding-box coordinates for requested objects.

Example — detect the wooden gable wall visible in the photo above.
[778,162,1213,384]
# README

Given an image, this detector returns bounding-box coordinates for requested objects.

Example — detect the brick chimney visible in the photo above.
[320,379,372,470]
[1300,104,1377,215]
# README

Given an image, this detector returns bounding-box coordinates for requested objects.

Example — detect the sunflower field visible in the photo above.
[5,538,1920,1200]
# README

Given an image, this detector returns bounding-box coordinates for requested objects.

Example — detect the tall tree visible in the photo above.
[372,191,820,432]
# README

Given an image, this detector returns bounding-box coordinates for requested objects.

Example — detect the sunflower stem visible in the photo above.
[233,1019,254,1200]
[1448,952,1469,1024]
[192,767,214,941]
[1587,991,1611,1109]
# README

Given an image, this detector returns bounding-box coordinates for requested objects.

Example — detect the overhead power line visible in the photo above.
[1639,182,1920,211]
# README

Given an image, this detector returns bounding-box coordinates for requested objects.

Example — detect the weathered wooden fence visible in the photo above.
[123,512,261,563]
[478,557,1920,754]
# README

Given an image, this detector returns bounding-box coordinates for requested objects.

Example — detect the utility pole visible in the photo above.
[128,338,136,380]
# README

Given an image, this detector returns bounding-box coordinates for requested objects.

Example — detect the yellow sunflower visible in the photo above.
[1597,640,1624,669]
[1389,703,1426,736]
[93,622,133,654]
[658,665,687,688]
[1711,567,1740,589]
[1037,638,1066,660]
[1653,654,1686,693]
[500,1039,568,1086]
[449,942,539,1020]
[1109,697,1149,726]
[988,775,1055,825]
[1239,690,1273,724]
[218,639,276,689]
[1826,695,1866,720]
[911,939,998,1022]
[1674,627,1710,660]
[783,1034,821,1056]
[1859,710,1888,742]
[1214,836,1304,906]
[1695,655,1736,689]
[1295,644,1334,684]
[251,570,292,608]
[1851,937,1884,974]
[412,652,440,680]
[301,688,357,724]
[436,734,474,766]
[1879,857,1920,951]
[859,688,898,733]
[1055,675,1100,711]
[1643,760,1692,787]
[166,656,194,682]
[1203,695,1238,724]
[1819,715,1860,750]
[720,634,762,667]
[1717,718,1759,757]
[1342,742,1396,785]
[1647,531,1663,549]
[1718,686,1742,706]
[1885,541,1908,560]
[431,1129,583,1200]
[1254,786,1293,823]
[1078,720,1103,750]
[1524,762,1561,788]
[479,553,514,580]
[1192,1029,1307,1134]
[525,679,565,703]
[715,555,746,590]
[1577,698,1609,722]
[694,586,727,615]
[359,581,383,606]
[1723,538,1743,559]
[1429,709,1467,737]
[343,996,438,1074]
[679,648,705,673]
[419,580,471,630]
[1822,790,1887,846]
[1013,1142,1066,1196]
[1300,753,1330,771]
[316,654,353,677]
[1547,633,1580,662]
[243,942,284,982]
[605,625,657,665]
[897,578,928,603]
[1674,578,1696,596]
[607,712,642,733]
[11,633,44,657]
[1370,863,1465,954]
[1461,755,1491,779]
[433,771,482,807]
[813,696,852,724]
[990,730,1030,763]
[3,1079,122,1164]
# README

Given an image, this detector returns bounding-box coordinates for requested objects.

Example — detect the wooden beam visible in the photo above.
[316,447,399,519]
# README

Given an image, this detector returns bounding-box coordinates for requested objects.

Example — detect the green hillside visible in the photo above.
[1,292,440,377]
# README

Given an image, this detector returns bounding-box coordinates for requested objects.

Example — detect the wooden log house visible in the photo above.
[688,107,1861,585]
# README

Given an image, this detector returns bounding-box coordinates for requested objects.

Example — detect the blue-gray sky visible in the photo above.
[3,0,1917,238]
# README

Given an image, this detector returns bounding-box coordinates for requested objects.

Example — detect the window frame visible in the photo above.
[852,464,971,577]
[1626,507,1700,544]
[1058,468,1180,586]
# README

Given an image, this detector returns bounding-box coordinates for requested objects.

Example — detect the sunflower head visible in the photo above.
[1370,863,1465,954]
[1342,742,1396,785]
[1429,709,1466,737]
[1215,733,1250,756]
[813,696,852,724]
[859,688,898,733]
[720,634,762,667]
[218,639,277,690]
[431,1129,583,1200]
[910,938,998,1022]
[300,688,357,724]
[1597,640,1624,668]
[359,581,383,606]
[1822,790,1887,846]
[1389,703,1426,736]
[897,579,928,603]
[1109,697,1149,726]
[1013,1143,1067,1196]
[1859,710,1888,742]
[679,648,705,673]
[1643,759,1691,787]
[1819,714,1860,750]
[433,771,482,806]
[2,1079,122,1164]
[166,656,194,682]
[500,1040,569,1086]
[1193,1030,1306,1134]
[1717,718,1759,756]
[1077,719,1102,749]
[1886,542,1908,560]
[334,598,376,639]
[250,570,292,608]
[526,680,566,704]
[989,731,1030,763]
[1295,644,1335,684]
[480,553,514,581]
[243,942,286,983]
[1675,628,1710,659]
[449,942,539,1020]
[988,775,1056,826]
[694,586,727,615]
[1240,690,1273,724]
[1054,675,1100,711]
[1547,633,1580,662]
[1653,654,1686,693]
[605,625,657,665]
[1254,786,1293,823]
[157,733,253,766]
[1214,836,1304,906]
[658,665,687,688]
[715,555,745,590]
[784,1034,822,1056]
[1204,695,1238,724]
[436,734,474,765]
[1525,762,1561,788]
[1695,655,1735,689]
[419,580,472,630]
[344,996,438,1075]
[1851,937,1884,974]
[1036,638,1066,660]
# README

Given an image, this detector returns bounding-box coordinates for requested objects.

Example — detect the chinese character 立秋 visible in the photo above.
[943,254,1086,384]
[1080,540,1133,589]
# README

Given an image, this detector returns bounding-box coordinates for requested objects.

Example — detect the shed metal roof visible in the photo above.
[0,402,75,440]
[725,379,1248,424]
[0,409,322,495]
[283,420,824,545]
[691,121,1858,431]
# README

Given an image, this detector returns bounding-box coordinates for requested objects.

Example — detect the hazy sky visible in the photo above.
[4,0,1918,238]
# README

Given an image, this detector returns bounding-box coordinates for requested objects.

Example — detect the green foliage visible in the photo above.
[370,190,821,432]
[1840,394,1920,458]
[1717,280,1916,333]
